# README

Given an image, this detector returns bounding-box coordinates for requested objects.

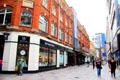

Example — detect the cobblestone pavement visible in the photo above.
[0,64,120,80]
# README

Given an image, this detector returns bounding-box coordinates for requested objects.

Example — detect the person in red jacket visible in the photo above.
[0,59,2,71]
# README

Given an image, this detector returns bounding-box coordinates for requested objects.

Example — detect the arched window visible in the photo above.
[20,10,32,27]
[39,15,48,32]
[0,8,12,25]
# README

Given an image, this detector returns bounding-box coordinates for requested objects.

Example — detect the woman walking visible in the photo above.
[95,57,102,78]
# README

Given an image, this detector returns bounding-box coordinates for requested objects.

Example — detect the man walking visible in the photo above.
[95,57,102,78]
[109,57,118,78]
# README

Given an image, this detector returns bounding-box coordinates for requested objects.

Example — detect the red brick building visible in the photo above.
[0,0,89,72]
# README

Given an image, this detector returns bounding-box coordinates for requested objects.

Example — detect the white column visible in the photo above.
[2,32,18,71]
[28,35,39,71]
[64,51,67,66]
[57,50,60,68]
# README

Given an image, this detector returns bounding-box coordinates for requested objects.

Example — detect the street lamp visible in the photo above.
[3,32,10,40]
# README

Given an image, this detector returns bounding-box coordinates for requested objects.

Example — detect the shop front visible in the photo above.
[0,32,73,72]
[39,39,57,71]
[76,53,85,65]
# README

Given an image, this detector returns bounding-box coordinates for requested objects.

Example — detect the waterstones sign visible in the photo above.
[40,39,57,49]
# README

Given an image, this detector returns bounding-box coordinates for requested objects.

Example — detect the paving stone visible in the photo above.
[0,64,120,80]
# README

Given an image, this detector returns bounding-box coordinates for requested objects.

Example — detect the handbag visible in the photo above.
[15,66,18,71]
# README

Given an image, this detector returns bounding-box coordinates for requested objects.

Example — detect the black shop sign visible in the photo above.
[40,39,57,49]
[18,36,30,44]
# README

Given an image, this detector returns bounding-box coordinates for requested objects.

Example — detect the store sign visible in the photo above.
[18,36,30,44]
[40,39,57,49]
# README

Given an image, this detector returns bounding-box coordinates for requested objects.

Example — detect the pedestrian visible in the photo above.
[92,59,95,69]
[95,57,102,78]
[0,59,2,71]
[87,60,90,67]
[109,57,118,78]
[17,57,24,76]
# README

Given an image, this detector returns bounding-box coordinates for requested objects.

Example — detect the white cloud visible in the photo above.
[65,0,107,37]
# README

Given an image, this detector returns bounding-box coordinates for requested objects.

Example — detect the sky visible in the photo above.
[65,0,107,38]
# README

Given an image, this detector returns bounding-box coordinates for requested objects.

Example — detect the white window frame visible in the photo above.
[39,15,48,32]
[60,13,63,22]
[52,5,56,16]
[0,8,12,25]
[65,32,68,42]
[70,35,72,44]
[59,28,63,40]
[65,18,68,26]
[59,28,61,40]
[51,23,57,37]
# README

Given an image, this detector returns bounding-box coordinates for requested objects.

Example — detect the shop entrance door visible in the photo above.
[68,53,74,66]
[16,36,30,71]
[0,35,5,71]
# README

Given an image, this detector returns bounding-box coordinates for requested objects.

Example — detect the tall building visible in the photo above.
[0,0,90,72]
[91,33,106,58]
[106,0,120,57]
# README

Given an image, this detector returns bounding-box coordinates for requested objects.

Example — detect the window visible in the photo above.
[65,18,68,26]
[78,42,80,48]
[59,51,64,65]
[70,35,72,44]
[39,47,48,67]
[60,13,63,22]
[69,23,72,29]
[49,49,56,66]
[42,0,48,8]
[52,5,56,16]
[39,47,56,67]
[61,29,63,40]
[58,28,61,40]
[20,10,32,27]
[59,28,63,40]
[39,15,48,32]
[65,32,68,42]
[51,23,57,37]
[0,8,12,25]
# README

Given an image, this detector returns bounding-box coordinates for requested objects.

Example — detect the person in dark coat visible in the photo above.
[92,59,95,69]
[109,57,118,78]
[17,57,24,76]
[95,57,102,78]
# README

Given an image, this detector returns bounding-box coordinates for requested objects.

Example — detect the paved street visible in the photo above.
[0,64,120,80]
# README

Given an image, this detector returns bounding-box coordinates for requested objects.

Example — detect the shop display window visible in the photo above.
[49,49,56,66]
[39,47,48,67]
[39,47,56,67]
[60,51,64,65]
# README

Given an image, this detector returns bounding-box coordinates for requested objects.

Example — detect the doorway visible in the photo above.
[16,36,30,71]
[0,35,5,71]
